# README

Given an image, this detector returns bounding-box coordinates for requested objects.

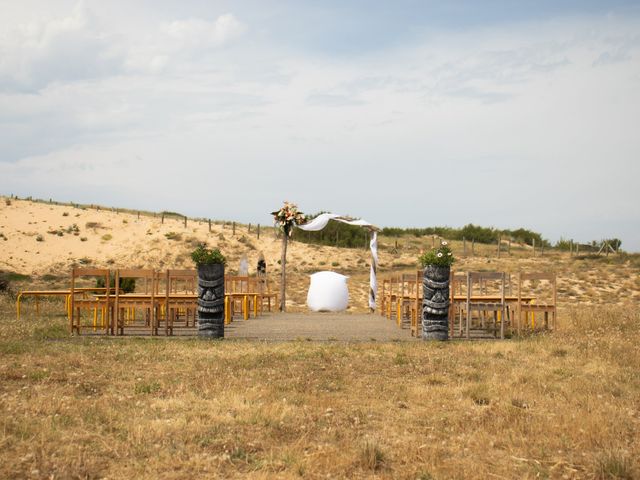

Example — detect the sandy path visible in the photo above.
[224,312,417,341]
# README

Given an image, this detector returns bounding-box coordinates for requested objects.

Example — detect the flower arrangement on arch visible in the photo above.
[271,201,306,236]
[419,241,455,267]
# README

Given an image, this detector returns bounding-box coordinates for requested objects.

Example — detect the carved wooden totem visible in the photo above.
[422,265,450,340]
[197,263,225,338]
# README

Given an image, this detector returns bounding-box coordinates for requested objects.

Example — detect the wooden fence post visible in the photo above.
[248,223,251,234]
[161,213,164,224]
[208,219,212,232]
[532,238,536,257]
[508,238,511,255]
[233,222,236,236]
[463,237,467,256]
[184,216,187,228]
[497,236,501,258]
[472,238,475,255]
[257,224,260,239]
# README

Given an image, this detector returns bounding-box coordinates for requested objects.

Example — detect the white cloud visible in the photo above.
[0,1,124,92]
[163,14,246,48]
[125,13,247,74]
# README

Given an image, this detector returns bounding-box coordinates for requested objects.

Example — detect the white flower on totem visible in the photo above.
[441,241,448,246]
[448,252,452,256]
[437,252,443,258]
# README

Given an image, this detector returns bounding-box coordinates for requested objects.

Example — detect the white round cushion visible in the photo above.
[307,271,349,312]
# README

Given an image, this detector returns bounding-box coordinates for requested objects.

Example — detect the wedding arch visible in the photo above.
[296,213,379,311]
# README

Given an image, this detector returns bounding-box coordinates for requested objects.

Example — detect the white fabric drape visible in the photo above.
[297,213,375,231]
[369,231,378,310]
[296,213,378,311]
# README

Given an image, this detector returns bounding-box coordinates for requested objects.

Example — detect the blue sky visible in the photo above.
[1,1,639,250]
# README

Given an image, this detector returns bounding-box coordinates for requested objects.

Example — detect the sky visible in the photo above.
[1,1,639,250]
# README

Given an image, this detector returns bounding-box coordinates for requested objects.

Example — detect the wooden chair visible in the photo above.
[249,276,277,316]
[69,268,112,335]
[225,276,246,321]
[224,275,278,322]
[163,269,198,335]
[113,269,157,335]
[465,272,507,339]
[517,272,557,333]
[380,278,393,317]
[411,270,424,337]
[384,275,399,320]
[448,271,467,338]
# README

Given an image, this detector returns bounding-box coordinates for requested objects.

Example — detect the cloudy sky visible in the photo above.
[1,1,639,250]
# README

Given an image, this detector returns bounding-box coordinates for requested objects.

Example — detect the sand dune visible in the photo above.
[2,196,639,311]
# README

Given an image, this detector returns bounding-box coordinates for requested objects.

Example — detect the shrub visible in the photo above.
[191,244,226,265]
[292,212,369,249]
[36,234,44,242]
[62,212,69,217]
[96,275,136,293]
[164,232,182,241]
[5,199,11,206]
[419,242,455,267]
[80,237,87,242]
[101,234,112,241]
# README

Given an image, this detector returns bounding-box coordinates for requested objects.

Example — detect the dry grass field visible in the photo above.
[1,300,638,479]
[1,196,639,479]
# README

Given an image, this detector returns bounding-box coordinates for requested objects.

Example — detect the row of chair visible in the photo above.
[67,268,277,335]
[380,270,557,339]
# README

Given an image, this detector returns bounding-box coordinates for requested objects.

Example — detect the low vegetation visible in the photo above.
[381,224,550,246]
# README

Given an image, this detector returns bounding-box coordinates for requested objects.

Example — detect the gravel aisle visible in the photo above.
[224,312,418,341]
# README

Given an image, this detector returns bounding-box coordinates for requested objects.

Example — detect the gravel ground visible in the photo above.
[224,311,418,341]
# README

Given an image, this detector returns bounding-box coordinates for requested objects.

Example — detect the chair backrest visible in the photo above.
[165,269,197,294]
[115,269,156,298]
[518,272,556,304]
[467,271,506,301]
[71,268,111,295]
[450,271,467,298]
[225,276,250,293]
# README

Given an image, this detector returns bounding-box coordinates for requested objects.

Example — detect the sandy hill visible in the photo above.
[1,196,639,311]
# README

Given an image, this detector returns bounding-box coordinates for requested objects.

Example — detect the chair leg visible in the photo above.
[466,309,470,339]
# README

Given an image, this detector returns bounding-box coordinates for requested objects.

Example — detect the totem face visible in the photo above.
[423,283,450,316]
[197,280,224,315]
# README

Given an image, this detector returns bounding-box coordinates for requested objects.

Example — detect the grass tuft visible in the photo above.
[358,439,387,471]
[596,451,635,479]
